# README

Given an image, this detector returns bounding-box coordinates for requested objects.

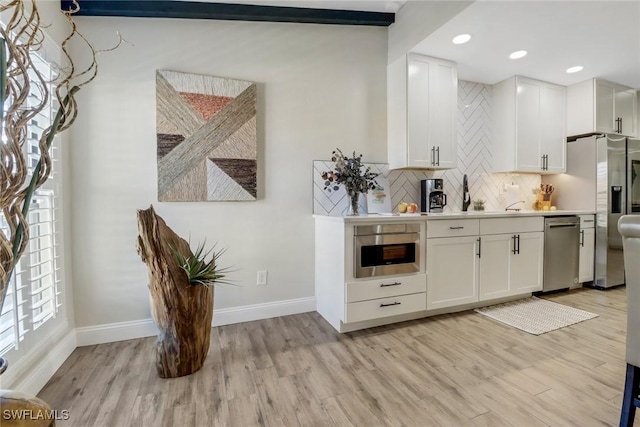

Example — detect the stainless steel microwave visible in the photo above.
[354,223,420,278]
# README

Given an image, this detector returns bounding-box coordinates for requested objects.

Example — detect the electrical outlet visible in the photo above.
[257,270,268,286]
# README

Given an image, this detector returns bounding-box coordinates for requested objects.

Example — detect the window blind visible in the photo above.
[0,48,61,356]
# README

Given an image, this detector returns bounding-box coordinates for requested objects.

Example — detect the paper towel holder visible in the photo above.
[505,200,525,211]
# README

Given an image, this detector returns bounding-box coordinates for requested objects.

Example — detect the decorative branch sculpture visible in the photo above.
[0,0,122,313]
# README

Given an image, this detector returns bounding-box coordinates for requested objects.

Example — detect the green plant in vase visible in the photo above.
[473,199,486,211]
[320,148,379,216]
[169,239,235,287]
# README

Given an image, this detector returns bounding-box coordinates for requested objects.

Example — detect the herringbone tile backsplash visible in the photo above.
[313,80,541,216]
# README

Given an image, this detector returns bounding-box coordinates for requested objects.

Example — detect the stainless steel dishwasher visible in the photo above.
[543,216,580,292]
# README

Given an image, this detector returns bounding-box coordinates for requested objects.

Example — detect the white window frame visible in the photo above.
[0,46,64,359]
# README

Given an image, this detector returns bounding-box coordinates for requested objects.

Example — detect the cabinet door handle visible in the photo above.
[380,302,401,307]
[516,234,520,254]
[512,235,517,254]
[580,230,584,247]
[449,226,464,230]
[431,147,435,166]
[541,154,546,171]
[380,282,401,288]
[436,146,440,166]
[477,237,482,258]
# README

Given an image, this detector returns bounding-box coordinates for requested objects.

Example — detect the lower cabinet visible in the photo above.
[478,234,511,300]
[579,227,595,283]
[344,274,427,323]
[345,292,426,323]
[426,236,480,310]
[479,232,544,301]
[426,218,544,310]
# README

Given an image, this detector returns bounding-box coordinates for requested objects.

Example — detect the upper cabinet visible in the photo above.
[387,53,457,170]
[493,76,567,174]
[567,78,638,138]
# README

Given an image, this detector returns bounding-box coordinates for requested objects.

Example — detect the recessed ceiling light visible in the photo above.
[509,50,528,59]
[452,34,471,45]
[566,66,584,74]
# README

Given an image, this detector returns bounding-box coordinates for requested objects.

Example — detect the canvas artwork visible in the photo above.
[156,70,257,201]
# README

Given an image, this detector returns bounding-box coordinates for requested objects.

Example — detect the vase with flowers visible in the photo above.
[320,148,379,216]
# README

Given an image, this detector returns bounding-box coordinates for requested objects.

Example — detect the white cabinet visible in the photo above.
[426,236,479,310]
[578,214,596,283]
[315,218,427,333]
[493,76,566,173]
[426,217,543,310]
[509,232,545,294]
[477,234,511,300]
[478,232,544,301]
[316,215,549,332]
[388,53,457,170]
[567,78,638,138]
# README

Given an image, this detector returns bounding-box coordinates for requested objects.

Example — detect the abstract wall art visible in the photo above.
[156,70,257,201]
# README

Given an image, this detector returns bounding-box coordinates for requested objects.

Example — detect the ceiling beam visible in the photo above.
[60,1,395,27]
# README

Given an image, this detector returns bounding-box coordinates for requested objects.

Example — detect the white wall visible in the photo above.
[69,17,388,328]
[387,0,472,64]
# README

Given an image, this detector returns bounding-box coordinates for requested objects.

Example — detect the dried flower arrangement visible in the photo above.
[320,148,379,215]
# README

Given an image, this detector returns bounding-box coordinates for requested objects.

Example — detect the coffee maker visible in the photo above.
[421,179,447,213]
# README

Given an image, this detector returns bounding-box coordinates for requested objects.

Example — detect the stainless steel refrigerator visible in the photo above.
[546,134,640,288]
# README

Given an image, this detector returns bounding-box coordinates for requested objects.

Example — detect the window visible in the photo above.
[0,50,62,356]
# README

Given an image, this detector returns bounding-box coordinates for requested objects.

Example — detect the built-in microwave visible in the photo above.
[354,223,420,278]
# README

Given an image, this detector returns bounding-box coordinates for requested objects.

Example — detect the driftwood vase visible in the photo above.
[136,206,213,378]
[0,358,55,426]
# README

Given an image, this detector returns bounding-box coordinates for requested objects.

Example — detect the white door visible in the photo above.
[616,88,637,137]
[510,232,544,294]
[426,236,479,310]
[429,60,457,169]
[596,81,616,134]
[541,83,566,173]
[407,56,432,168]
[579,227,595,283]
[516,79,543,171]
[478,234,511,301]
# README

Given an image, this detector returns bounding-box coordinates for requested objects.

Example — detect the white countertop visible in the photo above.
[313,210,595,223]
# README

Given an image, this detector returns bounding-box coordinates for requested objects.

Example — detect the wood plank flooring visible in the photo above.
[38,288,628,426]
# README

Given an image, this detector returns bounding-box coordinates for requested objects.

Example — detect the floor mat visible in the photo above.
[474,297,598,335]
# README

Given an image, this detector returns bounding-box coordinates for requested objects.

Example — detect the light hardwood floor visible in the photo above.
[38,288,628,426]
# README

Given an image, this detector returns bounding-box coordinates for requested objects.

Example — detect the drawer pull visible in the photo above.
[449,226,464,230]
[380,302,401,307]
[583,219,594,223]
[380,282,402,288]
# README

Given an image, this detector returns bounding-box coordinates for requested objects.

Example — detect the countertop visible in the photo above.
[313,210,595,223]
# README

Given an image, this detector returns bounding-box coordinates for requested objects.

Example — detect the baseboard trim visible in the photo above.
[3,328,77,395]
[76,318,158,347]
[213,296,316,326]
[76,296,316,346]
